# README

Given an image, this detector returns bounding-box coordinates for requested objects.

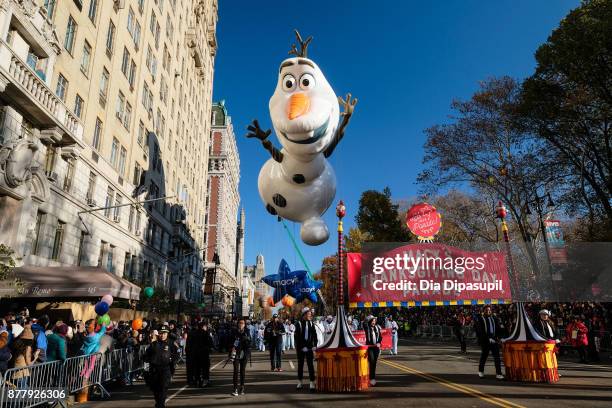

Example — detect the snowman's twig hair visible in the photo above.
[288,29,313,58]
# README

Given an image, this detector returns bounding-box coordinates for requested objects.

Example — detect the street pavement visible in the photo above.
[84,339,612,408]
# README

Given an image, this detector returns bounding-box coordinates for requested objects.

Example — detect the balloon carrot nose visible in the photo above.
[287,92,310,120]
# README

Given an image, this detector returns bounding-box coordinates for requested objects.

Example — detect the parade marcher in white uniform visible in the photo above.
[385,316,399,355]
[314,317,326,348]
[257,324,266,352]
[287,320,296,350]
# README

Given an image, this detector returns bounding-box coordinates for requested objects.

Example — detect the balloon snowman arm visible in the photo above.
[323,93,358,158]
[246,119,283,163]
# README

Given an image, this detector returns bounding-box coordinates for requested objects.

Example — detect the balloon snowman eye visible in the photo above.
[282,74,296,92]
[299,73,315,90]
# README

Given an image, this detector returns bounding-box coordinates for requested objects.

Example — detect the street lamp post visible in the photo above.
[496,201,519,298]
[525,191,556,299]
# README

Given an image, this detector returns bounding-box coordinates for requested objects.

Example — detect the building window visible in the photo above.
[127,7,135,35]
[98,241,107,267]
[128,60,136,88]
[133,162,142,185]
[118,146,127,175]
[121,47,130,77]
[138,0,144,13]
[63,158,75,192]
[88,0,99,24]
[155,23,160,49]
[55,74,68,101]
[124,103,132,130]
[142,82,150,110]
[110,137,119,167]
[92,117,103,150]
[31,211,44,255]
[104,187,114,218]
[51,220,65,260]
[64,16,77,54]
[105,21,116,55]
[86,171,96,200]
[124,252,131,279]
[138,121,145,146]
[113,195,122,222]
[115,92,125,121]
[74,94,84,118]
[81,41,91,74]
[135,211,141,233]
[149,12,156,34]
[44,0,56,19]
[99,68,109,103]
[44,146,57,174]
[128,205,135,232]
[107,245,115,273]
[77,230,86,266]
[134,21,141,48]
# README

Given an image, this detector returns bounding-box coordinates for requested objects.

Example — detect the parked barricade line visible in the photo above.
[0,359,66,408]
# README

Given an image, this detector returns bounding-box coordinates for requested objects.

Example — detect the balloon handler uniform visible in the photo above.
[247,30,357,246]
[144,326,178,408]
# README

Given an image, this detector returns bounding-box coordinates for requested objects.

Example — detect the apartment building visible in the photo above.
[0,0,218,304]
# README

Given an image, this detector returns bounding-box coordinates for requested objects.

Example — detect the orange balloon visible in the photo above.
[282,295,295,307]
[132,318,143,331]
[266,296,275,307]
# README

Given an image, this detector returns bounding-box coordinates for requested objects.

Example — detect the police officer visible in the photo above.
[294,307,318,391]
[144,325,178,408]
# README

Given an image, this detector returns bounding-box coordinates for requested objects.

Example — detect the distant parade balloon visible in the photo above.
[144,287,154,298]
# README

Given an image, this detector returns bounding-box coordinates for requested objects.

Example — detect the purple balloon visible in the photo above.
[94,301,110,316]
[101,294,114,305]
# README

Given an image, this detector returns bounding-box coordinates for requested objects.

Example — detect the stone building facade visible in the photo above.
[203,101,241,317]
[0,0,218,304]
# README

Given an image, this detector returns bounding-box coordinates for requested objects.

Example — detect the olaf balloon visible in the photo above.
[247,30,357,245]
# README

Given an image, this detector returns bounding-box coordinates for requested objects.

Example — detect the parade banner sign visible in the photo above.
[347,243,512,307]
[544,219,568,265]
[351,328,393,350]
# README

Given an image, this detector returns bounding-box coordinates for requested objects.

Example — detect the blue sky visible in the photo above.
[212,1,579,277]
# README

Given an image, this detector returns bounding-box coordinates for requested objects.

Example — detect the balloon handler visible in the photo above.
[247,30,357,246]
[144,325,178,408]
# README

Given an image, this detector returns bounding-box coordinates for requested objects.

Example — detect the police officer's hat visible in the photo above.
[159,325,170,333]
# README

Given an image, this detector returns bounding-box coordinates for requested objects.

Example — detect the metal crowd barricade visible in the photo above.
[441,325,452,339]
[0,359,66,408]
[101,349,130,383]
[63,352,109,399]
[421,325,432,337]
[431,325,442,338]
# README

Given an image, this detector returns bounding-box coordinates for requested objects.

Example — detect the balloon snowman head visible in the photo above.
[247,30,357,246]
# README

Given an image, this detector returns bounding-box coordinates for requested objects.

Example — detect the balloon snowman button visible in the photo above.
[247,30,357,246]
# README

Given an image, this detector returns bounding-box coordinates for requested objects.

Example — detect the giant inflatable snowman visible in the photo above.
[247,30,357,246]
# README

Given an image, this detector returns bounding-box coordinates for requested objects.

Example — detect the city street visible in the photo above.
[84,339,612,408]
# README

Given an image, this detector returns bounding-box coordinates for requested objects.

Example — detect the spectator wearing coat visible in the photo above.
[566,315,589,363]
